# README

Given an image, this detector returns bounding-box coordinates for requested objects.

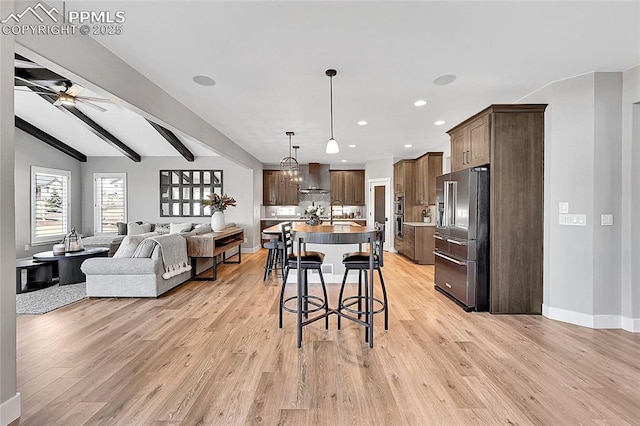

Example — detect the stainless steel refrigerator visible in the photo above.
[434,167,489,311]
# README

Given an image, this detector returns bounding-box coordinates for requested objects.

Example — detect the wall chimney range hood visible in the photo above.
[299,163,330,194]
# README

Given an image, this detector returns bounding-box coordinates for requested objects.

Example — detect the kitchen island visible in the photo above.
[262,220,369,282]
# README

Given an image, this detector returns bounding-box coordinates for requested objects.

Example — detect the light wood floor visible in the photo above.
[16,251,640,425]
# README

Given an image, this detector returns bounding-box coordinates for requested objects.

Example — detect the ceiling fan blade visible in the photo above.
[76,98,107,112]
[14,76,56,93]
[14,88,57,95]
[76,95,111,103]
[66,84,84,97]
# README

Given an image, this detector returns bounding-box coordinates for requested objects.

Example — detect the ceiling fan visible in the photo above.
[14,75,112,112]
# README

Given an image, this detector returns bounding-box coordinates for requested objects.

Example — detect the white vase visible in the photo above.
[211,210,226,232]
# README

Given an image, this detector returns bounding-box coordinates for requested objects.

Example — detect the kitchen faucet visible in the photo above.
[330,200,343,225]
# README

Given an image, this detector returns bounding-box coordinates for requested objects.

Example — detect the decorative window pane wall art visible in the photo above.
[160,170,223,217]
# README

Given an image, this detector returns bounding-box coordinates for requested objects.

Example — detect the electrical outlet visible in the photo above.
[243,238,247,243]
[601,214,614,226]
[24,244,29,251]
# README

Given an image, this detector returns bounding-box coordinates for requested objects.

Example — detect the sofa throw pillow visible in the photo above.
[128,222,152,235]
[113,235,147,258]
[116,222,128,235]
[169,222,192,234]
[194,223,212,234]
[132,238,158,258]
[154,224,170,235]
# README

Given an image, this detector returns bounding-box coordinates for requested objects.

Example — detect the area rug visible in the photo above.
[16,283,87,315]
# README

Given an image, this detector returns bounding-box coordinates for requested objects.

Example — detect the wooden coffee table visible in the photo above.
[33,247,109,285]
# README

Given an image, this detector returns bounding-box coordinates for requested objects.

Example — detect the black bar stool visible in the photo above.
[262,233,284,281]
[337,222,388,331]
[279,222,329,330]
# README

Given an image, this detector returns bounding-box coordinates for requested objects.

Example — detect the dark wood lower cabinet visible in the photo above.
[397,224,435,265]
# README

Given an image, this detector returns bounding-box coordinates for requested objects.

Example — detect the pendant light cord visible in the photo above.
[329,74,334,139]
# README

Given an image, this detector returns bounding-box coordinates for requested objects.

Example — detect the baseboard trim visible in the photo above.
[0,392,20,426]
[542,304,639,332]
[241,245,261,254]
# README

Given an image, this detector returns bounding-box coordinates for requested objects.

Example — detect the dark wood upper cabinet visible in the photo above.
[415,152,443,205]
[330,170,365,205]
[263,170,299,206]
[393,159,416,205]
[449,114,490,172]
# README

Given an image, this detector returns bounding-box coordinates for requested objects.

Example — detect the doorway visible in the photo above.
[368,178,392,249]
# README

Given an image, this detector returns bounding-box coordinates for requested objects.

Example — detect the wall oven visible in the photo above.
[394,214,404,238]
[394,196,404,216]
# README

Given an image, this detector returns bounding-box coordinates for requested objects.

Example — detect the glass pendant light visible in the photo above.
[325,69,339,154]
[279,131,301,185]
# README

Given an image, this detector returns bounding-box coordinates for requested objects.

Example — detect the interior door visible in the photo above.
[368,178,391,249]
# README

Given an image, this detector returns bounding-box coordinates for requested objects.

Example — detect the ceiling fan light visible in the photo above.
[326,138,339,154]
[59,94,75,105]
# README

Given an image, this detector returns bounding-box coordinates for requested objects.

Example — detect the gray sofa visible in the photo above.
[81,232,212,298]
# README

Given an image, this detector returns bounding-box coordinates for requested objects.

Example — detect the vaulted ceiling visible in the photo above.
[16,1,640,165]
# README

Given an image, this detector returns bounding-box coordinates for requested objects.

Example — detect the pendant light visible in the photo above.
[279,131,301,185]
[325,69,339,154]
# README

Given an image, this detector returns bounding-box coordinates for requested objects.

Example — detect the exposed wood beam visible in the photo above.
[146,119,195,162]
[15,67,69,87]
[15,116,87,162]
[30,88,141,162]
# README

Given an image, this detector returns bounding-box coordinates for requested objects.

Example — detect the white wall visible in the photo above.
[0,0,19,423]
[14,129,83,258]
[521,70,639,331]
[81,156,259,250]
[621,65,640,326]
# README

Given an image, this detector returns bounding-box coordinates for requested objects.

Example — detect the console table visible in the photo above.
[186,227,244,281]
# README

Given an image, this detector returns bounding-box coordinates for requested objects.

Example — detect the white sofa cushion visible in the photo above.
[170,222,192,234]
[113,235,147,258]
[128,222,152,235]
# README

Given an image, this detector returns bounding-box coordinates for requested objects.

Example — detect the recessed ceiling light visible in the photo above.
[434,120,446,126]
[433,74,457,86]
[404,144,413,148]
[341,159,347,163]
[192,75,216,86]
[357,120,368,126]
[348,144,356,148]
[414,100,427,107]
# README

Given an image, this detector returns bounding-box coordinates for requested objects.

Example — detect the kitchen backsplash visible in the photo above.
[263,200,366,219]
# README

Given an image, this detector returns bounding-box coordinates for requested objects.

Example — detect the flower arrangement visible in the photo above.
[304,204,325,217]
[202,193,237,211]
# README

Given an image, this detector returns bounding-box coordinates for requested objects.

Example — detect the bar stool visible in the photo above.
[262,233,284,281]
[337,222,388,331]
[279,222,329,329]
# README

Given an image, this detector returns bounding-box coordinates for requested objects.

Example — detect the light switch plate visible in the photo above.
[559,202,569,214]
[601,214,614,226]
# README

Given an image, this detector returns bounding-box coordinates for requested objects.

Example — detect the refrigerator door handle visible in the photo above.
[443,181,450,227]
[433,251,466,266]
[449,181,457,227]
[447,238,467,246]
[434,235,445,240]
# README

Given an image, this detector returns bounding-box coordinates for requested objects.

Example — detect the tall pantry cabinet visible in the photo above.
[446,104,547,314]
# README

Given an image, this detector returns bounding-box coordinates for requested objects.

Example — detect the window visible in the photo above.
[31,166,71,244]
[94,173,127,233]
